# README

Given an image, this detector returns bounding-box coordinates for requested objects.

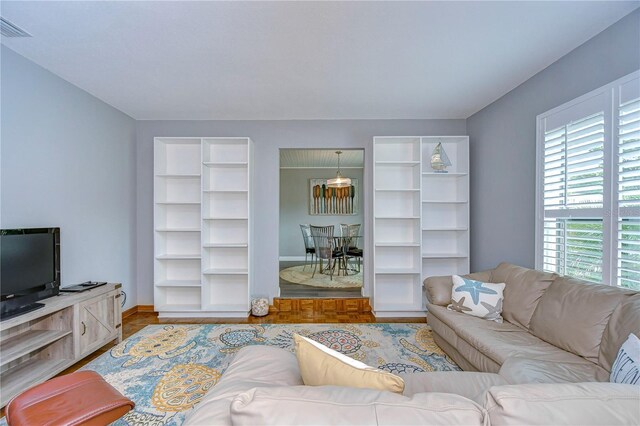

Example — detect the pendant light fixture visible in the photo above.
[327,150,352,188]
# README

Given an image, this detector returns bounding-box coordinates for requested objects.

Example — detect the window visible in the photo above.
[536,71,640,290]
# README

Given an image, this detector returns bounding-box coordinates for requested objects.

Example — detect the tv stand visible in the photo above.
[0,302,45,321]
[0,283,121,407]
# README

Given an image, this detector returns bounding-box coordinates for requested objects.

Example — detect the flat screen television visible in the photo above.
[0,228,60,320]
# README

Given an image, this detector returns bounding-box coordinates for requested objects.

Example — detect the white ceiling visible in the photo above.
[280,149,364,168]
[2,1,638,120]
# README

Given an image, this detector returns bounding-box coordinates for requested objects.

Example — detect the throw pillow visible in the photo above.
[448,275,505,322]
[293,334,404,393]
[610,333,640,385]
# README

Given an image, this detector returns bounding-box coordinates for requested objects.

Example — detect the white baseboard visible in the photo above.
[158,311,250,318]
[373,310,427,318]
[279,256,307,261]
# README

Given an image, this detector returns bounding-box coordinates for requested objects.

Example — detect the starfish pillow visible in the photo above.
[448,275,505,323]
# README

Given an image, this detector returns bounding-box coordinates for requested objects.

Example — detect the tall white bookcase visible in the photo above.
[154,137,253,318]
[373,136,469,317]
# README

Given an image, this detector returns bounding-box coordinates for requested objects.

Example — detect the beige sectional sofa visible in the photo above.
[182,262,639,425]
[425,262,640,384]
[184,345,639,425]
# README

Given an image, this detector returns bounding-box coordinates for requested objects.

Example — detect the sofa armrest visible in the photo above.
[424,270,494,306]
[424,276,454,306]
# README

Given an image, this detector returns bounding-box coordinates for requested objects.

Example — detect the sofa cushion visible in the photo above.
[429,305,596,367]
[499,357,605,385]
[183,345,303,426]
[449,275,505,322]
[490,262,556,329]
[428,311,502,372]
[610,333,640,385]
[402,371,507,404]
[485,382,640,425]
[529,276,632,362]
[599,294,640,379]
[230,385,487,426]
[293,334,404,393]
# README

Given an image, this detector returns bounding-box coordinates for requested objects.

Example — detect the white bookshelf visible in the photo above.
[154,137,253,317]
[373,136,470,317]
[373,137,423,316]
[421,136,470,286]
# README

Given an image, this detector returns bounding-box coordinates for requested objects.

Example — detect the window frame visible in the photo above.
[535,70,640,286]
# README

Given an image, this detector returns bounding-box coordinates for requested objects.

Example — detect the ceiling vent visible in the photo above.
[0,17,31,38]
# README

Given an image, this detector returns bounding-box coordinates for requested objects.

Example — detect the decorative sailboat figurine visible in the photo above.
[431,142,451,173]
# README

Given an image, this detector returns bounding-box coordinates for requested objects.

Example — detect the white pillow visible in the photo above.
[448,275,505,322]
[610,333,640,385]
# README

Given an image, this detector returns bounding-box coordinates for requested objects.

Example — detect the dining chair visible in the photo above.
[340,224,363,272]
[299,224,316,271]
[310,225,342,280]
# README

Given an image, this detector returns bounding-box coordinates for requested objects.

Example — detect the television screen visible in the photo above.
[1,231,57,297]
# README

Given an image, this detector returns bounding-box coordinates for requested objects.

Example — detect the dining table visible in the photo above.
[325,235,362,276]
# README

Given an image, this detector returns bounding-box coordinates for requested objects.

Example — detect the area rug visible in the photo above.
[279,265,363,288]
[80,323,458,425]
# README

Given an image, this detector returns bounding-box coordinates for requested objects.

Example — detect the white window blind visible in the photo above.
[537,71,640,289]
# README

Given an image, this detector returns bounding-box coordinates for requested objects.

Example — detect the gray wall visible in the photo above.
[467,10,640,272]
[279,167,364,257]
[136,120,466,304]
[0,46,137,309]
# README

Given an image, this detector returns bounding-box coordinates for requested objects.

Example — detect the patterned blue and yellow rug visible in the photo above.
[81,323,459,425]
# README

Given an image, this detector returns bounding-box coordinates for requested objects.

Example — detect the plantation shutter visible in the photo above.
[537,71,640,289]
[541,94,606,282]
[617,79,640,290]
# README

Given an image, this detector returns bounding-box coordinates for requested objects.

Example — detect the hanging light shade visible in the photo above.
[327,150,352,188]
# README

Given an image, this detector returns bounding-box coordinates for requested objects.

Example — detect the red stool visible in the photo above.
[6,371,134,426]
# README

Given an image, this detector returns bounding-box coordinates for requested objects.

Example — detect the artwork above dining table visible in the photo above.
[309,178,359,215]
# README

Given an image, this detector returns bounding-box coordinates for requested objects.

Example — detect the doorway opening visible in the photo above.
[279,149,365,298]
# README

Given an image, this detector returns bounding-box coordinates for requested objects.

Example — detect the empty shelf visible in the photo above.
[1,358,72,406]
[421,200,468,204]
[155,304,202,312]
[203,243,248,248]
[422,172,468,177]
[155,280,201,287]
[203,162,248,167]
[156,201,201,205]
[155,228,201,232]
[0,330,72,368]
[375,161,420,166]
[375,242,420,247]
[155,254,201,260]
[422,253,468,258]
[422,227,468,231]
[203,268,249,275]
[155,174,200,178]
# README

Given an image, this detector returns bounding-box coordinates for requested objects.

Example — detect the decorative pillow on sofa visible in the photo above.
[610,333,640,385]
[293,334,404,393]
[448,275,505,322]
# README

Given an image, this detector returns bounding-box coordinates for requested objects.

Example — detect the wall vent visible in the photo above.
[0,17,31,38]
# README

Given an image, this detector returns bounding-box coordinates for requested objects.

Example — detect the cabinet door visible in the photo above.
[77,292,117,357]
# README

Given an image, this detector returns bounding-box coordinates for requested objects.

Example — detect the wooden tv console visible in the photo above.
[0,283,122,406]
